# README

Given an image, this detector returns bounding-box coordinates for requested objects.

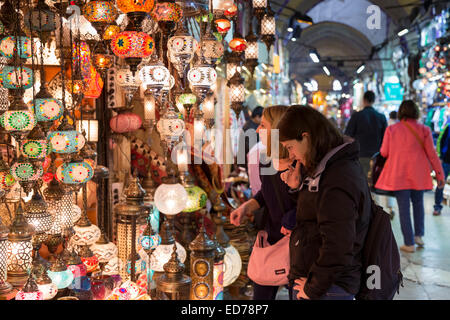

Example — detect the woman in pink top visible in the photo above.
[375,100,445,253]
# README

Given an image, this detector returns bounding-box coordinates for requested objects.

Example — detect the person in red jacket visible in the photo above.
[375,100,445,253]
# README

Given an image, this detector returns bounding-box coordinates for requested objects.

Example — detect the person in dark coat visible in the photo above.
[344,91,387,177]
[230,105,296,300]
[276,105,372,300]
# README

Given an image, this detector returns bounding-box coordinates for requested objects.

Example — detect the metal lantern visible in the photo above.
[83,0,119,35]
[189,219,215,300]
[15,275,43,300]
[0,92,36,141]
[117,0,155,28]
[252,0,268,20]
[143,95,156,129]
[0,36,32,59]
[139,59,171,101]
[156,105,185,146]
[7,203,34,287]
[245,22,259,76]
[114,176,148,281]
[24,193,53,235]
[198,32,224,65]
[156,243,191,300]
[44,181,75,234]
[227,71,245,115]
[225,51,241,81]
[0,216,13,296]
[111,31,155,73]
[92,41,115,77]
[261,4,276,51]
[116,67,142,107]
[201,93,215,127]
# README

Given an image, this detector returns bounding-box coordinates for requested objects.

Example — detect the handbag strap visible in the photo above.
[402,120,426,151]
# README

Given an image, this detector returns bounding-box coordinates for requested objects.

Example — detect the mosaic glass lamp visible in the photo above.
[20,125,50,162]
[0,158,15,191]
[0,66,34,90]
[199,32,224,65]
[66,250,88,290]
[83,0,119,35]
[117,0,154,28]
[90,233,118,265]
[55,160,94,185]
[78,245,100,274]
[111,30,155,73]
[71,211,101,247]
[156,105,185,146]
[188,64,217,103]
[227,71,245,115]
[35,268,58,300]
[7,203,34,287]
[0,91,36,141]
[139,59,171,100]
[103,24,121,41]
[24,0,56,35]
[92,41,115,78]
[47,117,86,158]
[116,67,142,107]
[244,22,259,76]
[10,156,43,194]
[0,36,32,59]
[168,22,198,78]
[229,34,247,53]
[214,18,231,35]
[33,85,64,131]
[151,1,182,35]
[15,275,43,300]
[252,0,267,20]
[183,185,207,213]
[43,180,75,233]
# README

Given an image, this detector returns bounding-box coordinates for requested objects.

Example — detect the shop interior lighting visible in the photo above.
[322,66,330,76]
[291,37,297,41]
[287,27,293,32]
[397,28,409,37]
[309,50,320,63]
[333,79,342,91]
[356,64,365,74]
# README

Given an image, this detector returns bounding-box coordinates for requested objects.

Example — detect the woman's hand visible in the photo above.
[280,160,301,189]
[280,226,292,237]
[293,278,310,300]
[437,179,446,189]
[230,199,259,226]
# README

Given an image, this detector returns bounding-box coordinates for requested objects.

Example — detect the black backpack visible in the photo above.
[355,199,403,300]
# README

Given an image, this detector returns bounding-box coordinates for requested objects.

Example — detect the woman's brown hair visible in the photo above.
[397,100,420,120]
[262,105,290,159]
[276,105,344,175]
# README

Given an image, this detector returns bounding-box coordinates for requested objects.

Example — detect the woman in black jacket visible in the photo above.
[276,105,372,300]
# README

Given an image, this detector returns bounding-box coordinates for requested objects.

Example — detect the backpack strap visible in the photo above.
[401,120,425,151]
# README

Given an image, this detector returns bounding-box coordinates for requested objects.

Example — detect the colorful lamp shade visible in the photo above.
[55,161,94,185]
[117,0,155,13]
[139,64,170,87]
[10,159,43,182]
[154,183,188,215]
[21,127,50,159]
[24,0,56,33]
[0,66,34,90]
[110,112,142,133]
[36,273,58,300]
[199,36,224,63]
[93,50,114,76]
[0,171,15,190]
[83,0,119,24]
[72,224,101,247]
[183,186,208,213]
[47,262,74,289]
[150,242,186,272]
[0,36,32,59]
[126,257,146,275]
[177,93,197,106]
[224,3,238,18]
[138,233,161,251]
[111,31,154,64]
[229,36,247,52]
[188,65,217,90]
[81,255,100,274]
[151,2,182,22]
[33,97,64,122]
[168,32,198,68]
[15,276,44,300]
[156,107,185,143]
[0,108,36,133]
[48,130,86,154]
[103,24,121,41]
[215,19,231,35]
[91,241,118,264]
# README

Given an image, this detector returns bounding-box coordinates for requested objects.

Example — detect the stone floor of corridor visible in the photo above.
[272,191,450,300]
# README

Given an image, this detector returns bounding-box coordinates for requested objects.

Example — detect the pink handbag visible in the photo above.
[248,230,290,286]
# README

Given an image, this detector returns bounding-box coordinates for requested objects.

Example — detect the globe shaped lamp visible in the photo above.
[48,119,86,157]
[35,269,58,300]
[154,172,188,216]
[83,0,119,35]
[90,233,119,264]
[111,31,155,73]
[188,64,217,103]
[214,19,231,35]
[15,275,43,300]
[252,0,268,20]
[47,257,74,289]
[0,92,36,141]
[0,36,32,59]
[24,0,56,34]
[78,245,100,274]
[21,125,50,162]
[117,0,154,28]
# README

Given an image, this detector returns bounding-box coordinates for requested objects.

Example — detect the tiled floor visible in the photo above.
[275,191,450,300]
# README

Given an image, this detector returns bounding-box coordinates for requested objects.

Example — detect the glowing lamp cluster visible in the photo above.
[0,109,36,132]
[0,36,32,59]
[55,161,94,184]
[48,130,86,154]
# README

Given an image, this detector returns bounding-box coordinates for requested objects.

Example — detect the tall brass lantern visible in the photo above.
[156,243,191,300]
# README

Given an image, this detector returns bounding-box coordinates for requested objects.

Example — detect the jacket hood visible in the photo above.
[300,136,359,192]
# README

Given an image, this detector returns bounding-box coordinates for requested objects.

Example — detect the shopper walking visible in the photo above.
[276,105,371,300]
[375,100,445,252]
[433,120,450,216]
[345,91,387,177]
[230,105,296,300]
